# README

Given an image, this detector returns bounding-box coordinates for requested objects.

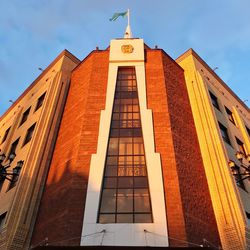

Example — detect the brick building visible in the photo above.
[0,32,249,250]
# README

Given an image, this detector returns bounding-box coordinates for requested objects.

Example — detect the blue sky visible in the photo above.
[0,0,250,115]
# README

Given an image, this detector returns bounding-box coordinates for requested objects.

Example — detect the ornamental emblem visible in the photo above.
[121,44,134,54]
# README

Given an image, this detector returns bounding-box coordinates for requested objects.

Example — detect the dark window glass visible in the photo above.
[9,138,20,157]
[19,107,31,126]
[35,92,46,111]
[218,122,231,145]
[236,137,247,157]
[23,123,36,146]
[209,91,220,110]
[225,106,235,125]
[247,212,250,219]
[246,126,250,137]
[8,166,21,190]
[98,67,153,223]
[0,212,7,229]
[1,127,11,144]
[232,165,246,190]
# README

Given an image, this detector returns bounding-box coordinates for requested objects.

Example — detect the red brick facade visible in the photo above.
[31,50,109,247]
[31,47,220,248]
[145,49,220,247]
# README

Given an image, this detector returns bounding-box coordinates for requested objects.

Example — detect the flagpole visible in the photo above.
[127,9,130,26]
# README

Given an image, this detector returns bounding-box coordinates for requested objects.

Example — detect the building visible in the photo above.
[0,50,80,250]
[177,50,250,250]
[0,29,249,250]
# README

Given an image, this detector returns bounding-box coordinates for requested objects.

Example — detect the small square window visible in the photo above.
[209,91,220,110]
[19,107,31,127]
[34,92,46,111]
[225,106,236,125]
[218,122,231,145]
[23,123,36,146]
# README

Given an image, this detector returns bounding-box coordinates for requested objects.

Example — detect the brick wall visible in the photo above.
[31,50,109,247]
[31,47,220,248]
[145,49,221,248]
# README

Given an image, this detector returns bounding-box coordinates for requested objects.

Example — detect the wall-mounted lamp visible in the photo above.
[0,153,24,182]
[228,151,250,183]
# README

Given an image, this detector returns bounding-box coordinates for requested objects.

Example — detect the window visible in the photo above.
[0,177,4,192]
[34,92,46,111]
[236,137,247,157]
[8,166,21,190]
[218,122,231,145]
[232,165,246,190]
[8,138,20,157]
[98,67,153,224]
[1,127,11,144]
[246,126,250,137]
[225,106,235,125]
[209,91,220,110]
[23,123,36,146]
[0,212,7,229]
[19,107,31,126]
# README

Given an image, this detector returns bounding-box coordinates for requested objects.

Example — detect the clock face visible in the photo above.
[121,44,134,54]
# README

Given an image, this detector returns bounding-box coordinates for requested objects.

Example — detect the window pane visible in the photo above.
[118,177,133,188]
[134,189,151,212]
[119,138,133,155]
[118,156,133,165]
[134,177,148,188]
[105,166,117,177]
[100,189,116,213]
[134,156,145,165]
[117,189,133,212]
[99,214,115,223]
[134,214,152,223]
[118,166,133,176]
[108,138,119,155]
[116,214,133,223]
[134,138,144,155]
[104,177,117,188]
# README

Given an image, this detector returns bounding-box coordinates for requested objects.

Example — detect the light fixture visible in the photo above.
[0,153,24,182]
[228,152,250,183]
[236,151,244,162]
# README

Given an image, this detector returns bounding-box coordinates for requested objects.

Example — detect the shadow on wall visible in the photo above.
[30,148,90,248]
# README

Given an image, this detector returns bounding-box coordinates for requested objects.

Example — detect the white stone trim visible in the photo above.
[81,39,168,247]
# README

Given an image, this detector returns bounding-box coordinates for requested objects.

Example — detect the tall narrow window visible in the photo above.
[34,92,46,111]
[218,122,231,145]
[236,137,247,157]
[225,106,235,125]
[8,165,22,190]
[19,107,31,127]
[0,212,7,229]
[233,165,246,190]
[246,126,250,137]
[23,123,36,146]
[8,138,20,157]
[209,91,220,110]
[98,67,153,224]
[1,127,11,144]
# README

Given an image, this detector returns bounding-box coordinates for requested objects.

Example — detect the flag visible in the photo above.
[109,11,128,21]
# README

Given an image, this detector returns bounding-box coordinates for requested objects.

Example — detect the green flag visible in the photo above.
[109,11,128,21]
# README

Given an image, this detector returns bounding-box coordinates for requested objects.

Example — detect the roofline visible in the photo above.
[0,50,80,121]
[176,48,249,112]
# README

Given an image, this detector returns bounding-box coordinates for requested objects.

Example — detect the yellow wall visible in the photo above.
[177,50,250,250]
[0,50,80,250]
